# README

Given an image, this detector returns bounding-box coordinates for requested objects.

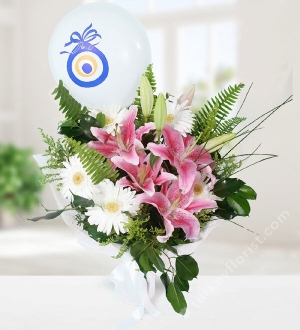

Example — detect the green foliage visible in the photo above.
[166,283,187,315]
[176,255,199,281]
[195,209,213,229]
[213,178,245,198]
[215,116,246,136]
[28,206,68,222]
[237,185,257,200]
[192,83,245,142]
[214,154,242,179]
[0,144,42,214]
[53,80,88,122]
[214,182,256,220]
[67,138,118,184]
[39,129,73,186]
[227,193,250,216]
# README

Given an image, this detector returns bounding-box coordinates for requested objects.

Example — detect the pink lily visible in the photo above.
[147,124,214,194]
[136,179,216,243]
[112,152,176,196]
[88,106,144,165]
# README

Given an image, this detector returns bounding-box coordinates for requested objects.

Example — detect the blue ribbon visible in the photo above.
[60,23,102,55]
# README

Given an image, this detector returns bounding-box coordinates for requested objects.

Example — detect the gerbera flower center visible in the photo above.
[166,114,175,124]
[194,184,204,196]
[105,202,120,213]
[105,117,114,125]
[72,172,85,185]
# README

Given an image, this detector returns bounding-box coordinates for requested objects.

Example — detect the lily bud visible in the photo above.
[140,74,154,120]
[177,85,195,107]
[154,93,167,134]
[201,133,236,153]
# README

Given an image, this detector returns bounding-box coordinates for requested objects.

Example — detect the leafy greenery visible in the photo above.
[53,80,88,122]
[39,129,73,186]
[67,138,118,184]
[192,83,245,142]
[0,144,43,214]
[214,154,242,179]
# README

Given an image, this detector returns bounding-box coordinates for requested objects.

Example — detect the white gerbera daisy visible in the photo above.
[90,105,127,135]
[59,155,100,201]
[193,175,220,201]
[86,180,139,235]
[165,97,195,137]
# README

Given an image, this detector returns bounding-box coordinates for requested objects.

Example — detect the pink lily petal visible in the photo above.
[188,145,213,165]
[119,146,139,165]
[157,218,174,243]
[135,192,171,217]
[154,171,177,186]
[88,141,118,159]
[142,178,155,196]
[111,156,138,180]
[147,143,173,161]
[162,124,185,158]
[169,208,200,240]
[166,180,180,205]
[185,199,217,214]
[90,127,112,143]
[120,105,137,147]
[136,122,156,140]
[165,180,194,210]
[118,177,140,191]
[175,158,197,194]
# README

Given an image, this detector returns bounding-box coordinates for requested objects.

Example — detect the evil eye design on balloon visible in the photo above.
[67,47,109,88]
[60,23,109,88]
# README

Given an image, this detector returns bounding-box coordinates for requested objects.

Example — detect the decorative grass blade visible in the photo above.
[53,80,89,122]
[67,138,118,184]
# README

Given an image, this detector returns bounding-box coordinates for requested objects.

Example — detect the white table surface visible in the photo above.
[0,276,299,330]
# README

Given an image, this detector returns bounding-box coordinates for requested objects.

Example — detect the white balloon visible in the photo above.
[48,2,151,109]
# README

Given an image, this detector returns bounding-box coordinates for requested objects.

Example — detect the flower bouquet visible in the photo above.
[30,64,291,326]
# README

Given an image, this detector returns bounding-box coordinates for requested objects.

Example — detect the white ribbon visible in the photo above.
[34,154,226,329]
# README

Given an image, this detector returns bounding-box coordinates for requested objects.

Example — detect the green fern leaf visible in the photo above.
[67,138,118,184]
[53,80,89,122]
[192,83,245,140]
[215,116,246,135]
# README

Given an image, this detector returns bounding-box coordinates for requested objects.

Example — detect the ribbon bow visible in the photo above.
[60,23,102,55]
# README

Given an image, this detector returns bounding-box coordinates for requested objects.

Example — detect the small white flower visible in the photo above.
[86,180,139,235]
[165,97,195,137]
[193,174,220,201]
[59,155,100,201]
[90,105,127,135]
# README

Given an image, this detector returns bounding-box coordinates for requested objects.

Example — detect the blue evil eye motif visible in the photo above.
[60,23,109,88]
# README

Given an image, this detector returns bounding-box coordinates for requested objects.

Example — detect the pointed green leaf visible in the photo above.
[237,185,257,200]
[27,208,66,222]
[72,194,94,208]
[160,273,170,293]
[174,275,189,292]
[166,283,187,315]
[213,178,245,198]
[59,125,83,138]
[79,114,100,139]
[176,255,199,281]
[138,253,156,273]
[227,193,250,216]
[130,241,151,260]
[150,153,159,169]
[147,248,165,272]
